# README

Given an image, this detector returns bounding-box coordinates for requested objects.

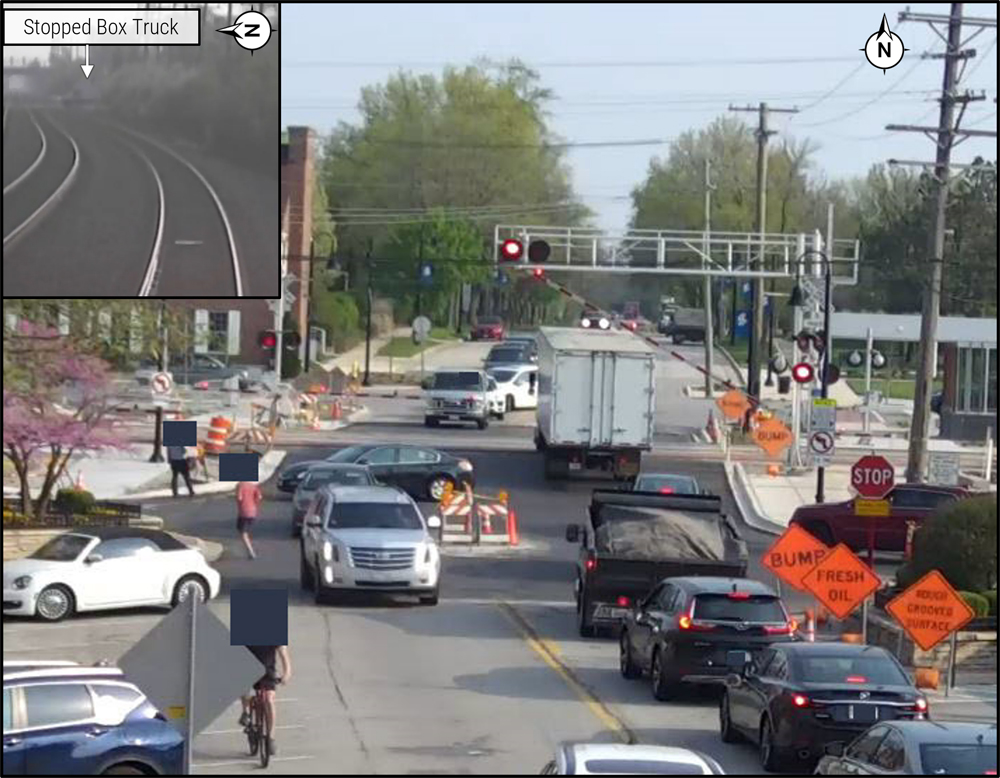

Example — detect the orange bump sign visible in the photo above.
[885,569,975,652]
[717,389,751,421]
[761,525,831,592]
[752,417,793,458]
[801,544,881,620]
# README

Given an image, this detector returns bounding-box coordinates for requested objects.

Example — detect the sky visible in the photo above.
[279,3,997,234]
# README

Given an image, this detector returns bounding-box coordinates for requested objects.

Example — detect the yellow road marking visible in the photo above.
[498,602,634,744]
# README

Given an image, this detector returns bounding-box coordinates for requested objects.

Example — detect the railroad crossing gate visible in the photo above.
[885,569,975,652]
[800,543,881,620]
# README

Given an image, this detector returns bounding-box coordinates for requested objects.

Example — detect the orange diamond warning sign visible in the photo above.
[885,569,975,652]
[801,543,881,620]
[717,389,751,421]
[752,417,793,458]
[761,524,832,592]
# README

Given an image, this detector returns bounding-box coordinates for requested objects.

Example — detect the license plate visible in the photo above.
[569,462,582,470]
[834,704,879,723]
[447,415,459,420]
[593,605,629,620]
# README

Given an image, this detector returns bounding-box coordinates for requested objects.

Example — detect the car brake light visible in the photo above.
[845,675,867,683]
[764,620,797,635]
[727,591,750,599]
[617,595,631,607]
[659,487,674,494]
[914,697,928,713]
[585,556,597,571]
[791,693,810,708]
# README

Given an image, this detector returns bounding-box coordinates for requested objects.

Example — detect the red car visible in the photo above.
[472,316,505,341]
[789,484,970,552]
[620,317,639,332]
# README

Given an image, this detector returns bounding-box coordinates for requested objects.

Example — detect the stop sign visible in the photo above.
[851,454,895,499]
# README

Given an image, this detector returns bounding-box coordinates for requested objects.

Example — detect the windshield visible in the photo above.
[29,534,91,561]
[302,469,372,489]
[488,369,517,383]
[432,372,482,390]
[326,502,424,530]
[693,594,786,622]
[486,348,525,363]
[326,446,369,463]
[793,652,909,685]
[919,743,996,774]
[583,760,706,775]
[635,474,699,494]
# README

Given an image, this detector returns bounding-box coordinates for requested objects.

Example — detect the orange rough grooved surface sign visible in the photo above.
[800,543,881,620]
[885,569,975,652]
[761,525,832,592]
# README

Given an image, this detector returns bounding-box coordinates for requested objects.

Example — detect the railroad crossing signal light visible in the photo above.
[871,350,886,369]
[259,330,277,350]
[791,362,815,384]
[532,267,545,279]
[501,239,523,261]
[769,354,789,374]
[284,331,302,350]
[847,349,886,369]
[527,239,551,263]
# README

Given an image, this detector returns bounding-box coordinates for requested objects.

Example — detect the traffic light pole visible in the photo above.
[863,326,874,434]
[363,264,373,387]
[815,254,832,504]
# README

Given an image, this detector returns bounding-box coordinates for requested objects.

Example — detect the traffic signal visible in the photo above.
[847,349,886,369]
[284,331,302,350]
[796,329,825,353]
[527,239,551,264]
[768,354,789,374]
[822,363,840,385]
[501,239,523,261]
[419,262,434,287]
[791,361,815,383]
[532,267,545,279]
[259,330,277,350]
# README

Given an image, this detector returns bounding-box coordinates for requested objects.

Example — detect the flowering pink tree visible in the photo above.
[3,321,131,520]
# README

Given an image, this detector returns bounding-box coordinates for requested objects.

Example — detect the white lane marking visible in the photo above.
[174,240,204,245]
[3,111,46,195]
[2,639,130,651]
[102,121,244,295]
[133,142,167,296]
[443,597,574,608]
[3,110,80,248]
[201,723,305,736]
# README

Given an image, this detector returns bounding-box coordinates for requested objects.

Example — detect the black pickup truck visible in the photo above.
[566,490,748,637]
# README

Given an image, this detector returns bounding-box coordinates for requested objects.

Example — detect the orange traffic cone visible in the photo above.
[508,508,519,546]
[332,399,342,421]
[481,504,493,534]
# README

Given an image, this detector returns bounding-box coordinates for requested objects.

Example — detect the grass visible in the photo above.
[846,376,943,400]
[377,337,430,358]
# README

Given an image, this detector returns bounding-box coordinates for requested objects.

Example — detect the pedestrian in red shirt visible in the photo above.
[235,480,263,559]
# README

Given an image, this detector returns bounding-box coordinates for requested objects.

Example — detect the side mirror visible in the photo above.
[824,742,846,757]
[565,523,580,543]
[426,515,442,529]
[85,553,103,564]
[726,649,752,673]
[305,515,322,527]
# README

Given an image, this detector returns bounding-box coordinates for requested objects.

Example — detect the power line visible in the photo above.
[282,55,862,70]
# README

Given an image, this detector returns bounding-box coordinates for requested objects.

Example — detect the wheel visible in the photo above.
[257,705,270,768]
[300,545,314,591]
[246,714,259,756]
[424,416,439,428]
[619,631,641,679]
[419,587,439,606]
[577,592,596,637]
[759,716,786,773]
[427,475,455,501]
[36,584,75,622]
[476,417,489,430]
[505,395,515,412]
[801,521,835,547]
[172,575,208,608]
[651,647,680,701]
[720,692,739,743]
[496,411,505,421]
[674,334,685,344]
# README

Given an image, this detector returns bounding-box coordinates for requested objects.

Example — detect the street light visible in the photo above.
[789,249,832,503]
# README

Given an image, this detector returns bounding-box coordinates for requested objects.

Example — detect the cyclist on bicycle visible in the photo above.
[239,645,292,755]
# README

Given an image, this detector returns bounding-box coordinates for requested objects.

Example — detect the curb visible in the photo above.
[723,460,786,535]
[124,450,288,499]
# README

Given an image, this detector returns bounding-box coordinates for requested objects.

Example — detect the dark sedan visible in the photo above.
[277,459,328,493]
[633,473,703,495]
[720,643,928,773]
[323,444,474,502]
[485,343,534,370]
[816,719,996,775]
[291,464,378,534]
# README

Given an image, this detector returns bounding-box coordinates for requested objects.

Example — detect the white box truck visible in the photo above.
[534,327,656,480]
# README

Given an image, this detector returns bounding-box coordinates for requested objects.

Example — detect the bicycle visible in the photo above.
[244,676,281,767]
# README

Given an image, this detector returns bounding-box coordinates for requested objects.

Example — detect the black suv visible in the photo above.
[619,576,797,700]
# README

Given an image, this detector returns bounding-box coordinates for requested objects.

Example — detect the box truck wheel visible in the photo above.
[476,417,489,430]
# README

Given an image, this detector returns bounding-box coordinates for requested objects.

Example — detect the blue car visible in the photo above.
[3,664,184,775]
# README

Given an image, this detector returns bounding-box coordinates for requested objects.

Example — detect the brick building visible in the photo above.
[280,126,316,346]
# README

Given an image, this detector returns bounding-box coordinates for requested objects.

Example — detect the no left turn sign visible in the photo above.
[151,372,174,395]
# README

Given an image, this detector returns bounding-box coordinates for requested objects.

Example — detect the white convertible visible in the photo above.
[3,528,221,621]
[486,364,538,413]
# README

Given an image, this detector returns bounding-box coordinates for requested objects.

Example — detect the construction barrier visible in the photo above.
[438,487,519,546]
[205,416,234,454]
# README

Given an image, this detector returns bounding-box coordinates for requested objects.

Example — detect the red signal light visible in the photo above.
[532,267,545,279]
[616,595,631,607]
[791,362,815,383]
[259,331,277,349]
[501,239,523,261]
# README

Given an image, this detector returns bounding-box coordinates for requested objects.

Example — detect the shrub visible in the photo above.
[958,591,990,618]
[982,589,997,616]
[896,494,997,592]
[53,488,96,516]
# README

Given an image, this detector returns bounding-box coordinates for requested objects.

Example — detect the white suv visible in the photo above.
[299,485,442,605]
[424,369,490,429]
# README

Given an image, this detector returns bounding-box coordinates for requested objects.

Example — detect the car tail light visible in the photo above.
[764,620,797,635]
[616,595,631,607]
[678,601,714,631]
[727,591,750,599]
[913,697,929,713]
[845,675,867,683]
[659,487,674,494]
[457,459,473,472]
[584,554,597,572]
[791,693,810,708]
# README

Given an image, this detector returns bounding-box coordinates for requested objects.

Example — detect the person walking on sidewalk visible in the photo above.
[167,444,195,497]
[236,480,264,559]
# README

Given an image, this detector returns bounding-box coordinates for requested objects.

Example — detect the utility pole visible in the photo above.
[363,241,374,386]
[702,157,716,398]
[887,4,996,483]
[148,300,167,463]
[730,102,799,399]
